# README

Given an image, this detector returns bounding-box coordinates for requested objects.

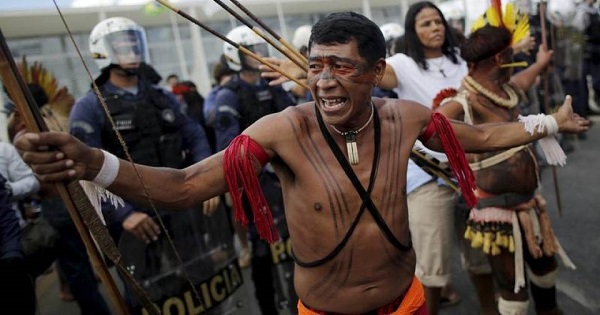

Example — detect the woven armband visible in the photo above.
[92,150,119,188]
[517,114,558,136]
[545,115,559,135]
[418,118,436,143]
[427,113,477,208]
[223,135,278,243]
[245,136,270,167]
[517,114,566,166]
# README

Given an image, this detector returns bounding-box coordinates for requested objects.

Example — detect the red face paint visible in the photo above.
[306,40,381,129]
[307,54,373,86]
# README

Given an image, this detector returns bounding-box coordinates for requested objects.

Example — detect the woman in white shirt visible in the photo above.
[379,2,495,314]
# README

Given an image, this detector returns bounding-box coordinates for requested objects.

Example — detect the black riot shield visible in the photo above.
[258,169,298,314]
[118,202,254,315]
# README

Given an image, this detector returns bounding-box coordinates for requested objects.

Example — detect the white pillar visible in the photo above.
[188,6,211,97]
[229,14,237,30]
[98,7,107,21]
[362,0,372,20]
[170,13,189,79]
[276,0,289,42]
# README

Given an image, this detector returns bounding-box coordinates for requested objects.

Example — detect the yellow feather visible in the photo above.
[471,231,484,248]
[504,3,516,30]
[483,232,492,254]
[17,56,75,131]
[464,226,475,239]
[491,243,501,255]
[486,7,502,27]
[470,2,530,46]
[471,15,487,33]
[512,13,530,45]
[501,234,509,248]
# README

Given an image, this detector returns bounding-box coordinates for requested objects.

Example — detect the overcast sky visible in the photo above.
[0,0,199,12]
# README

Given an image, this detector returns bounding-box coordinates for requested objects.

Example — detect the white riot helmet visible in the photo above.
[223,25,268,72]
[292,25,312,51]
[546,0,577,26]
[438,0,465,21]
[380,23,405,56]
[379,23,405,43]
[89,17,149,71]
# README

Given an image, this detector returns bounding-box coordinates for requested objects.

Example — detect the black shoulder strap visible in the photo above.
[293,104,410,268]
[316,105,411,252]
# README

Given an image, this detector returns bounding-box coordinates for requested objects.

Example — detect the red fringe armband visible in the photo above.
[432,88,458,110]
[421,113,478,208]
[223,135,279,243]
[418,118,437,143]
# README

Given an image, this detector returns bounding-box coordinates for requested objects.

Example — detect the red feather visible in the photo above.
[491,0,504,28]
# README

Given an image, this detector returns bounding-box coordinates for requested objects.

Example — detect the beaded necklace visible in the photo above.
[330,103,375,165]
[463,75,519,109]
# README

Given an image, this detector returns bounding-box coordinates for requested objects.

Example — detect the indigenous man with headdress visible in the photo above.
[7,57,75,139]
[6,57,112,314]
[434,3,576,314]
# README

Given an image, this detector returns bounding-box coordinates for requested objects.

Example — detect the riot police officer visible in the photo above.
[216,25,297,314]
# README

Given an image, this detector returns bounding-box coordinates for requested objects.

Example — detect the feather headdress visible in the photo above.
[17,56,75,132]
[471,0,530,46]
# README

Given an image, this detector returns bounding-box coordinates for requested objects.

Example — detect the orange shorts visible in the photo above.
[297,277,427,315]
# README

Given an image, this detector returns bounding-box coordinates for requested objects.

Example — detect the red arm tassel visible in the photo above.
[420,113,478,208]
[223,135,280,243]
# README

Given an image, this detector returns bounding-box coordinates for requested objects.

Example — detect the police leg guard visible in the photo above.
[498,297,530,315]
[528,268,558,312]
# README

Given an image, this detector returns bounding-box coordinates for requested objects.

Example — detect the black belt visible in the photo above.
[476,192,534,209]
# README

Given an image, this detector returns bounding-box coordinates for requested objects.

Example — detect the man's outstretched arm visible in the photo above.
[423,96,589,153]
[15,132,229,211]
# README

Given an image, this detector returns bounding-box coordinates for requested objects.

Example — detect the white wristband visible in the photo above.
[545,115,559,135]
[92,150,119,188]
[518,113,558,136]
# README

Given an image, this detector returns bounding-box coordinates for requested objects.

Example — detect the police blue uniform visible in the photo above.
[70,78,213,312]
[70,80,211,223]
[213,74,297,314]
[213,75,295,151]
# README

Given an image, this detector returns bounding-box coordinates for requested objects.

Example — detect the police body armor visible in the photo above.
[100,83,184,169]
[104,83,253,314]
[223,76,291,129]
[224,77,299,313]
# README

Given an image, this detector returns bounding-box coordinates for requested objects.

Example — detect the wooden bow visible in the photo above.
[49,0,209,312]
[0,28,160,315]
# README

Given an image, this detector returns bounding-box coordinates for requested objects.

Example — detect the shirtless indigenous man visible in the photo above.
[436,25,573,315]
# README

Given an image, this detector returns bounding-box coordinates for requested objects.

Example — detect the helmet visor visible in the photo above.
[104,30,148,65]
[246,43,269,57]
[241,43,269,70]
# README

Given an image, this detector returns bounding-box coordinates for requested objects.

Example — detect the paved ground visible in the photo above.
[35,116,600,315]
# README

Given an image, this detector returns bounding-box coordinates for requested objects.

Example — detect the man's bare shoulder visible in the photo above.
[286,101,315,116]
[275,102,315,126]
[242,102,314,148]
[375,97,431,124]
